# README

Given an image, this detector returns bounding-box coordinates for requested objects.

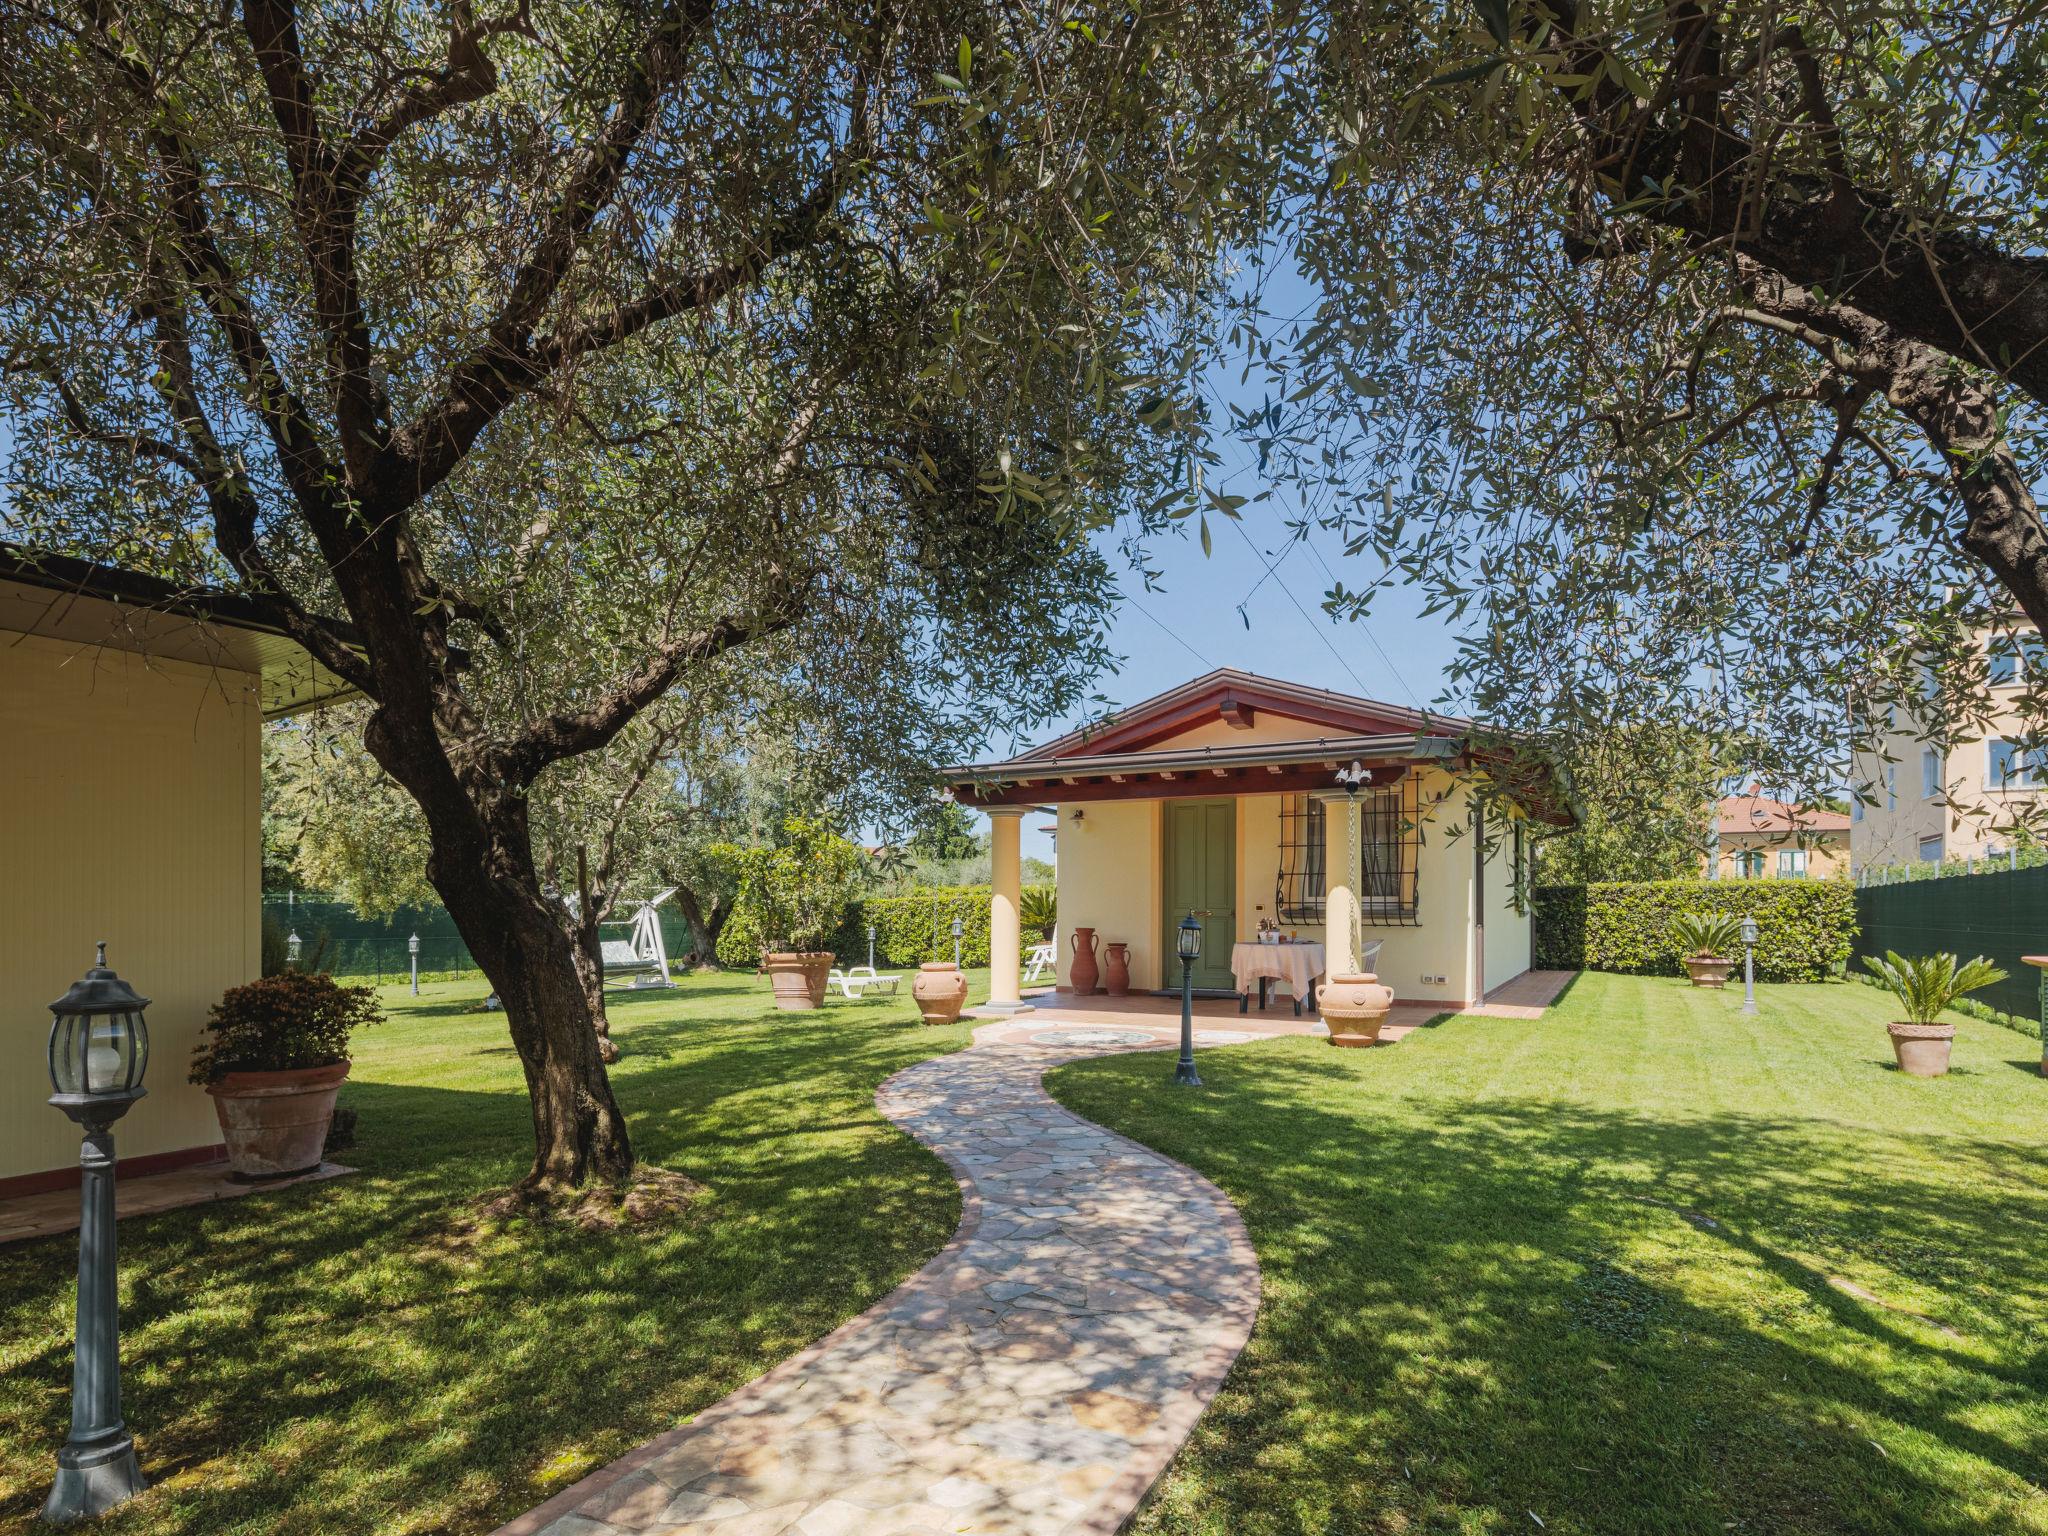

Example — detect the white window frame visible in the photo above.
[1917,834,1944,863]
[1989,738,2045,790]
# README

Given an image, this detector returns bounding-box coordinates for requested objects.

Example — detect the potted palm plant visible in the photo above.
[1861,950,2007,1077]
[190,971,380,1177]
[1019,884,1056,943]
[1671,911,1744,988]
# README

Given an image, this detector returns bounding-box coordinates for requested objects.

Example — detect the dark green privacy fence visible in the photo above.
[1855,865,2048,1020]
[262,895,698,983]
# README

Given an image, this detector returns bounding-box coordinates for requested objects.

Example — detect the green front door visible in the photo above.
[1163,799,1236,992]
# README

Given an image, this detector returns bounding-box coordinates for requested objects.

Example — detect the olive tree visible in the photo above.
[1230,1,2048,812]
[0,0,1267,1195]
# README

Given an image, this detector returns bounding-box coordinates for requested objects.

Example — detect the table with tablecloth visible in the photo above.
[1229,940,1326,1015]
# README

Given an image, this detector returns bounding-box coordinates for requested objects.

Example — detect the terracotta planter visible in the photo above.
[1103,941,1131,996]
[206,1060,349,1179]
[1320,972,1395,1048]
[1888,1021,1955,1078]
[912,962,970,1026]
[1069,927,1102,995]
[764,951,833,1011]
[1684,955,1735,989]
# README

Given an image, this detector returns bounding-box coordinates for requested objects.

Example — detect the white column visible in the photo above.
[986,807,1032,1012]
[1321,793,1361,975]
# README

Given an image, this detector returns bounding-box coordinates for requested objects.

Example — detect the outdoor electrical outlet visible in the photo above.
[1421,974,1446,985]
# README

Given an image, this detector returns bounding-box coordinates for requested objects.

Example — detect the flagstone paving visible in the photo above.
[496,1035,1260,1536]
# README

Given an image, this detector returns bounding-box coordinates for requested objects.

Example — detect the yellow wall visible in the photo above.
[1706,831,1850,880]
[1480,805,1533,997]
[1153,712,1359,751]
[0,634,262,1182]
[1236,793,1284,941]
[1053,799,1164,990]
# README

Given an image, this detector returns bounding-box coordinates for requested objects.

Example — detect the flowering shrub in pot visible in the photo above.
[190,971,380,1177]
[715,817,864,1010]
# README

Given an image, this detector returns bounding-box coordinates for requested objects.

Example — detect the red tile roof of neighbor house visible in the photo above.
[1716,790,1851,835]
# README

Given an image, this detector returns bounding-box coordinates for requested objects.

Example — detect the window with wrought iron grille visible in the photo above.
[1275,794,1326,924]
[1356,780,1422,925]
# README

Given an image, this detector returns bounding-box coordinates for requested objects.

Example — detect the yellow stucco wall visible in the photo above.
[1480,805,1533,996]
[1,634,262,1182]
[1150,712,1362,751]
[1052,799,1164,990]
[1706,831,1850,880]
[1322,769,1490,1006]
[1236,793,1284,941]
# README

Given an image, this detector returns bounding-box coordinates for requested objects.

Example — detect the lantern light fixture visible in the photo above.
[285,930,303,967]
[41,944,152,1521]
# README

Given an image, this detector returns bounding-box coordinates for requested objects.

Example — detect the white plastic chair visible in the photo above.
[1023,942,1055,984]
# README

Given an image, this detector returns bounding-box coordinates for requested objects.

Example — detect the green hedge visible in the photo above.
[715,885,998,969]
[1534,879,1857,983]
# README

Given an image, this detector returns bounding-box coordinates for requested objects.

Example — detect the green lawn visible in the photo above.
[0,970,979,1535]
[1047,973,2048,1536]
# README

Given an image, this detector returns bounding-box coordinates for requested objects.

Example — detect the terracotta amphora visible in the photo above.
[1103,941,1131,996]
[1069,927,1102,994]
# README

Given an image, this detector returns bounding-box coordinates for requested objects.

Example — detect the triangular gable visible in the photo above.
[1032,669,1462,761]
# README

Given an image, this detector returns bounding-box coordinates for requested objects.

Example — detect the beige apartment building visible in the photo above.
[1850,628,2048,871]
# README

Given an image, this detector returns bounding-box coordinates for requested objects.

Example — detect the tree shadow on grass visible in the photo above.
[1048,1042,2048,1536]
[0,1013,970,1535]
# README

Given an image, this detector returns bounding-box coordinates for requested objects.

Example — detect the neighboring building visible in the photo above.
[1851,628,2048,871]
[946,670,1572,1011]
[1706,790,1851,879]
[0,547,354,1195]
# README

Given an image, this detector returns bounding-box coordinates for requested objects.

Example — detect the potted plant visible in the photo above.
[723,817,864,1011]
[1861,950,2007,1077]
[1019,884,1056,943]
[1671,911,1743,988]
[190,971,380,1178]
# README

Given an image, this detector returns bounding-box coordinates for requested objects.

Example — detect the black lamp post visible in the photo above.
[951,915,964,970]
[43,944,151,1523]
[1174,912,1203,1086]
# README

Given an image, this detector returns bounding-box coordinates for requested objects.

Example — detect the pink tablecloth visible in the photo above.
[1230,941,1326,998]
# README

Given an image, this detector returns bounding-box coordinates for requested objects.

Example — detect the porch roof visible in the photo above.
[945,667,1577,824]
[943,732,1456,807]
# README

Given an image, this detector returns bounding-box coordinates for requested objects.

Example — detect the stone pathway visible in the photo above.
[498,1038,1259,1536]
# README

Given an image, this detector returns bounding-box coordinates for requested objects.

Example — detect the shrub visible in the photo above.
[711,817,864,960]
[189,971,381,1084]
[837,886,993,968]
[1535,879,1856,982]
[1861,951,2008,1023]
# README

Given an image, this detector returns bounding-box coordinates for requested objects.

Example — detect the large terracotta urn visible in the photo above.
[764,951,832,1010]
[207,1061,350,1178]
[1887,1021,1956,1078]
[1069,927,1102,995]
[1684,955,1735,989]
[912,962,970,1026]
[1103,941,1132,996]
[1320,973,1395,1048]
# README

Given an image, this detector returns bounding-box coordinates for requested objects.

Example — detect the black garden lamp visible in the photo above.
[285,929,302,967]
[42,943,151,1522]
[1174,911,1203,1086]
[1739,915,1760,1016]
[951,915,964,969]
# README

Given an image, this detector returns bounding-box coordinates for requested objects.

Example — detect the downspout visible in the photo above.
[1472,797,1486,1007]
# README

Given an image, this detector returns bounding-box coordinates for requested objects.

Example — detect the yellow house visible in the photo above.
[0,547,354,1196]
[1705,790,1852,880]
[946,671,1571,1011]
